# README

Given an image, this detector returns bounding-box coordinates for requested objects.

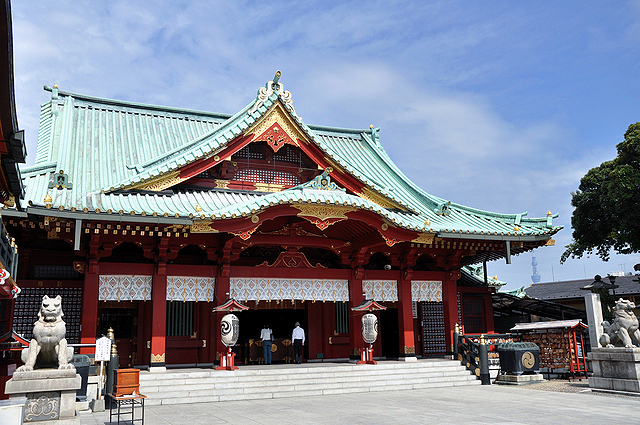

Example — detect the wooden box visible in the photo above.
[114,368,140,396]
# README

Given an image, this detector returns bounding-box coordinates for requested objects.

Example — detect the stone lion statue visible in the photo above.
[17,295,75,371]
[599,298,640,348]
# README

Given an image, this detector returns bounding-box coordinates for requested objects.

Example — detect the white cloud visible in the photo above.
[10,0,640,286]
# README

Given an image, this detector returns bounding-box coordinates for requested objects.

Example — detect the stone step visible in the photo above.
[138,359,480,405]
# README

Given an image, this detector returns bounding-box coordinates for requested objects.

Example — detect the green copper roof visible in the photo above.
[18,77,562,242]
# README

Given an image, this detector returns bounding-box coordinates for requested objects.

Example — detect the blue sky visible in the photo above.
[10,1,640,290]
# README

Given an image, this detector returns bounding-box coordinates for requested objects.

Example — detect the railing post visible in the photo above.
[478,334,491,385]
[453,323,460,361]
[105,328,119,407]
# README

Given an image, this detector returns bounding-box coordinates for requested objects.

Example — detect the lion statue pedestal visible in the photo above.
[5,295,81,424]
[588,298,640,393]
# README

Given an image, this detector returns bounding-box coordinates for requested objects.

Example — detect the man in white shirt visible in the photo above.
[292,322,305,364]
[260,324,273,365]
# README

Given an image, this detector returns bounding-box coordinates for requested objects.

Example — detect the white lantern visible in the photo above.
[361,313,378,344]
[220,313,240,346]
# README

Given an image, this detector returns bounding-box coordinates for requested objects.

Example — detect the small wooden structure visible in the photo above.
[510,319,588,379]
[114,368,140,396]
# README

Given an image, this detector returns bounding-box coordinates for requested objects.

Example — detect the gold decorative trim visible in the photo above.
[214,179,230,189]
[359,187,407,211]
[233,225,260,240]
[545,239,555,246]
[255,182,285,192]
[293,204,356,230]
[151,353,165,363]
[3,194,15,207]
[131,170,182,191]
[403,346,416,354]
[381,234,398,247]
[411,233,435,244]
[191,221,218,233]
[247,103,309,150]
[293,204,356,221]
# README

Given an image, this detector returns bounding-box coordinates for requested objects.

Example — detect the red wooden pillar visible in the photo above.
[442,270,460,354]
[348,268,364,360]
[397,271,416,360]
[150,261,167,371]
[79,259,99,355]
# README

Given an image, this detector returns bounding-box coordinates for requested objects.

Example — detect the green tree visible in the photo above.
[561,123,640,263]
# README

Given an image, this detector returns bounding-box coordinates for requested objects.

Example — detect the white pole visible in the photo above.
[97,360,105,400]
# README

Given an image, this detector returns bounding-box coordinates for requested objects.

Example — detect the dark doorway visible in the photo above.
[98,306,138,367]
[380,308,399,359]
[236,307,307,363]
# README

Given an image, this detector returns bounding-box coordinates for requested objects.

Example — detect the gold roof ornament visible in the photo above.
[195,204,202,212]
[44,194,52,203]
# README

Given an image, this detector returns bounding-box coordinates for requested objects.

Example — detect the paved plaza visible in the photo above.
[80,384,639,425]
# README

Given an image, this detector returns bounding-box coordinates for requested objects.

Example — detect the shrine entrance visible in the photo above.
[380,308,400,359]
[237,305,307,364]
[98,303,139,368]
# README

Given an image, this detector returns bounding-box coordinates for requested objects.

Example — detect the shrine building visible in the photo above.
[5,73,561,370]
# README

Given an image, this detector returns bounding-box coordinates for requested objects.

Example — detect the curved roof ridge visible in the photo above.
[20,161,56,175]
[358,130,446,210]
[43,85,232,120]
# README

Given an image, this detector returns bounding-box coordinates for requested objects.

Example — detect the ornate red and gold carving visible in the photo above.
[131,170,182,191]
[191,221,219,233]
[293,204,356,230]
[263,122,294,153]
[448,270,462,281]
[258,251,325,268]
[73,261,86,274]
[403,346,416,354]
[248,103,308,153]
[381,234,398,247]
[411,233,435,244]
[234,225,260,240]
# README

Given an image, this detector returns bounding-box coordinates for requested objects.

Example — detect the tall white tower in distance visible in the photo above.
[531,256,541,284]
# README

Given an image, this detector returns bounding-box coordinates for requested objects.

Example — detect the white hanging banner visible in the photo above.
[363,280,398,302]
[99,275,152,301]
[230,278,349,302]
[166,276,216,302]
[411,281,443,302]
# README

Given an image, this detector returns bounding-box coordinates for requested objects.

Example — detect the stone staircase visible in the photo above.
[138,359,480,406]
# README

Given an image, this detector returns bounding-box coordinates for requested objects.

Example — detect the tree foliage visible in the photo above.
[561,123,640,263]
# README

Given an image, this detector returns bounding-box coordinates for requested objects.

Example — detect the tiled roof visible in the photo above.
[525,275,640,300]
[17,78,562,243]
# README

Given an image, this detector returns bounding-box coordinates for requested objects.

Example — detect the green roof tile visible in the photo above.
[18,80,562,243]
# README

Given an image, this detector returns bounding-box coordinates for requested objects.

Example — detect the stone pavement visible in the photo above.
[80,384,640,425]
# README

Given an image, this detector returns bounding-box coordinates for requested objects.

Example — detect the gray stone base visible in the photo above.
[4,369,80,424]
[588,347,640,394]
[495,373,544,385]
